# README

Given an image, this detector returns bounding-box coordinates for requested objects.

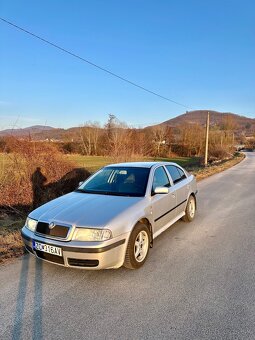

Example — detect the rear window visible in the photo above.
[165,165,186,184]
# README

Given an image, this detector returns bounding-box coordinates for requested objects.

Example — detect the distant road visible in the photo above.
[1,152,255,340]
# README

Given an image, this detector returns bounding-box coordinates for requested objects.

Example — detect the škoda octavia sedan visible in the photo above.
[22,162,197,269]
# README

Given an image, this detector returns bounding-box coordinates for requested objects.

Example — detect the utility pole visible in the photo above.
[204,111,210,166]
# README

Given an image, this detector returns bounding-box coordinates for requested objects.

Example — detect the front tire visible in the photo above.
[182,195,196,222]
[124,223,150,269]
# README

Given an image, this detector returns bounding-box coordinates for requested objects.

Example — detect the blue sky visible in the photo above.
[0,0,254,130]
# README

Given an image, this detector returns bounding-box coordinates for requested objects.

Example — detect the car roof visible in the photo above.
[105,161,180,168]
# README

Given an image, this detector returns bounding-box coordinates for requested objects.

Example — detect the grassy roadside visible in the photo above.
[0,214,26,264]
[192,152,245,181]
[0,153,245,265]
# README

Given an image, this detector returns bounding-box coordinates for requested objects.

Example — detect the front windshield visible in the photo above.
[77,166,150,197]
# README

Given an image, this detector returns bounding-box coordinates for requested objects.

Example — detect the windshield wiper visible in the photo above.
[75,188,86,193]
[75,189,114,195]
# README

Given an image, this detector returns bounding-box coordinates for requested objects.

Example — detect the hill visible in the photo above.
[0,125,55,137]
[158,110,255,134]
[0,111,254,140]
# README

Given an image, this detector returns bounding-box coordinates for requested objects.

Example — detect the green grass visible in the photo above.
[147,156,199,168]
[0,152,200,174]
[65,154,200,172]
[65,155,113,172]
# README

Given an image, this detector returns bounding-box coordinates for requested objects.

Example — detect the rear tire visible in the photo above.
[182,195,196,222]
[124,223,150,269]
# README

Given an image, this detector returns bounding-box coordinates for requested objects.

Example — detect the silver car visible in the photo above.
[21,162,197,270]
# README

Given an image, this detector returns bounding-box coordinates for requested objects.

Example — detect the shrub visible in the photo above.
[0,138,74,210]
[208,147,230,161]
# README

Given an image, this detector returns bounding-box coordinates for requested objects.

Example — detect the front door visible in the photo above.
[151,166,177,236]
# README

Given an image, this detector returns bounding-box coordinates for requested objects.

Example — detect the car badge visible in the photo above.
[49,222,55,229]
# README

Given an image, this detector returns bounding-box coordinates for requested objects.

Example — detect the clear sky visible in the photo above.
[0,0,254,130]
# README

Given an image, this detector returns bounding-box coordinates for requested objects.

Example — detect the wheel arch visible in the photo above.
[138,218,153,247]
[190,191,197,208]
[123,218,152,269]
[127,217,153,249]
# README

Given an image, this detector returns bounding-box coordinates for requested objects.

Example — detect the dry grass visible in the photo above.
[0,214,25,264]
[193,153,245,181]
[0,139,74,208]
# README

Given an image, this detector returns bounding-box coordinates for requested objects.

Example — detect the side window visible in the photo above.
[176,167,186,181]
[166,165,186,184]
[152,166,170,193]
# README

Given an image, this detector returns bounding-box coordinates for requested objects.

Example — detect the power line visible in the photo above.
[0,17,190,109]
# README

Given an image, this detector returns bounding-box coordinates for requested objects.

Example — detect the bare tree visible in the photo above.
[79,121,101,155]
[150,125,173,157]
[104,114,134,160]
[89,121,101,155]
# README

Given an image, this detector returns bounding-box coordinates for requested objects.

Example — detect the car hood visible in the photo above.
[29,191,143,228]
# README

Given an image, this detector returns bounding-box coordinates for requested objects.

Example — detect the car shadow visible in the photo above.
[12,256,30,340]
[12,255,43,340]
[33,260,43,340]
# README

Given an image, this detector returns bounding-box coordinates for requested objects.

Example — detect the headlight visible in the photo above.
[72,228,112,242]
[25,217,37,232]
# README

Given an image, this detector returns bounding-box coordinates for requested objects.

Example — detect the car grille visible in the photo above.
[36,221,70,239]
[36,250,64,265]
[68,258,99,267]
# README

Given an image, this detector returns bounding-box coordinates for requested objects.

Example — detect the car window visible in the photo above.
[166,165,186,184]
[176,167,186,181]
[78,167,150,197]
[152,166,170,193]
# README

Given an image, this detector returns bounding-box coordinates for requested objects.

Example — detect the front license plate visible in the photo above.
[33,241,62,257]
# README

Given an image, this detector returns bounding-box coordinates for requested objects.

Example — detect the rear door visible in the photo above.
[165,165,189,215]
[150,166,177,236]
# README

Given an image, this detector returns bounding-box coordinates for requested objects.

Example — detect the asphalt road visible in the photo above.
[1,152,255,340]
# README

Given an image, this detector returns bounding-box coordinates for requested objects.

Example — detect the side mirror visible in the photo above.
[154,186,169,194]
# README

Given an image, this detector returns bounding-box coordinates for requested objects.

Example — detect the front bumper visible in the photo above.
[21,227,129,270]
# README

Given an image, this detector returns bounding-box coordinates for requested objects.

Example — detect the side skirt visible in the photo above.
[153,212,185,239]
